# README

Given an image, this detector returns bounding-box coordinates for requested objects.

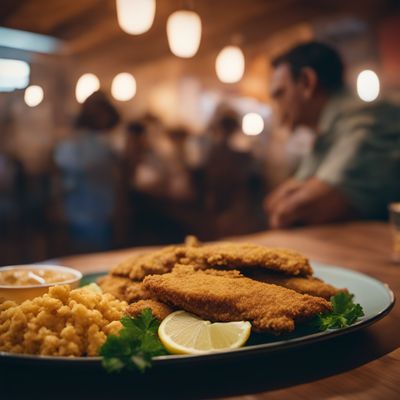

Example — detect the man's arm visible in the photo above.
[265,177,358,229]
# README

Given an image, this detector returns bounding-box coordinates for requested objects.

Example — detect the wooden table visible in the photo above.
[2,221,399,400]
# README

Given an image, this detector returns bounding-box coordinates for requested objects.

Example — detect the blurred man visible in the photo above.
[265,42,400,228]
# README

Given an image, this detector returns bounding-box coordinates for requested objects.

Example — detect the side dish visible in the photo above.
[0,265,82,303]
[0,284,126,356]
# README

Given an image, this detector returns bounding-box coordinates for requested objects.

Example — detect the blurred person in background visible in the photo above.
[124,118,190,245]
[54,91,120,252]
[265,41,400,228]
[202,107,266,238]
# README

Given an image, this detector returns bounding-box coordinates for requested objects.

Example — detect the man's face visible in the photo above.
[270,63,307,130]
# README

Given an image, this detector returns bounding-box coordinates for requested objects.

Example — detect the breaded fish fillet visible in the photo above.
[244,270,346,300]
[126,299,174,321]
[111,241,312,281]
[110,253,144,278]
[97,275,128,300]
[111,237,199,280]
[111,246,188,281]
[143,266,331,334]
[97,275,152,303]
[182,243,312,276]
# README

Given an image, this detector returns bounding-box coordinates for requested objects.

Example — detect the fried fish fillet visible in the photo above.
[143,266,331,333]
[126,299,174,321]
[111,237,199,280]
[111,246,187,280]
[182,243,312,276]
[97,275,152,303]
[244,270,346,300]
[110,253,145,278]
[111,241,312,281]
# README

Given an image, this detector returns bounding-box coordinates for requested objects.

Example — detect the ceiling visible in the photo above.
[0,0,394,69]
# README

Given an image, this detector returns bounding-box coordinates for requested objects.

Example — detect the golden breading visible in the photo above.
[111,236,201,280]
[126,299,174,321]
[110,240,312,281]
[244,270,346,300]
[182,243,312,276]
[97,275,130,300]
[143,266,331,334]
[184,235,201,247]
[97,275,152,303]
[111,246,187,281]
[111,252,147,277]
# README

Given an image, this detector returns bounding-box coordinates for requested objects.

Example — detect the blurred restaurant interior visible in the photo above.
[1,0,400,266]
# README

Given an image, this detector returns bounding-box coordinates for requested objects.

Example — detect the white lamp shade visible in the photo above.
[75,73,100,103]
[24,85,44,107]
[0,59,30,92]
[111,72,136,101]
[357,70,380,102]
[166,10,202,58]
[116,0,156,35]
[215,45,245,83]
[242,113,264,136]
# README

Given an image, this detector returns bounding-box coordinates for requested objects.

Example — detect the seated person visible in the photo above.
[264,41,400,228]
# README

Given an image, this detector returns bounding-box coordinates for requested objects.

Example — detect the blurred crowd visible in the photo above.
[0,91,273,264]
[3,41,399,265]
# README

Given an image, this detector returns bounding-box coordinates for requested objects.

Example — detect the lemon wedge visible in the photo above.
[158,310,251,355]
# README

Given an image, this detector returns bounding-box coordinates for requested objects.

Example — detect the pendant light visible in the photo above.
[111,72,137,101]
[357,70,380,102]
[166,10,202,58]
[242,112,264,136]
[215,45,245,83]
[24,85,44,107]
[116,0,156,35]
[75,73,100,103]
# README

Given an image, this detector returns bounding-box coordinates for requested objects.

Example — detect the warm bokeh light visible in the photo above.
[116,0,156,35]
[0,59,30,92]
[75,73,100,103]
[111,72,136,101]
[242,112,264,136]
[215,46,245,83]
[357,70,380,102]
[166,10,202,58]
[24,85,44,107]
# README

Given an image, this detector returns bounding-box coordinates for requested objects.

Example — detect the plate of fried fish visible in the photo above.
[0,237,394,368]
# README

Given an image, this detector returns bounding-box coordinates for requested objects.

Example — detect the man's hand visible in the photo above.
[264,179,304,216]
[264,177,357,229]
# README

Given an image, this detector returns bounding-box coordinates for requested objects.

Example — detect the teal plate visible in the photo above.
[0,263,395,367]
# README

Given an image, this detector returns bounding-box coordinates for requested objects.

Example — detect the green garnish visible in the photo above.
[312,292,364,331]
[100,308,168,373]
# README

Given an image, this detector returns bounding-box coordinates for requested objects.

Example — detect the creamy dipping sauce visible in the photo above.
[0,268,76,286]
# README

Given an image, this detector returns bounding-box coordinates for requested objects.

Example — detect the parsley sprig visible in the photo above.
[100,308,168,373]
[312,292,364,331]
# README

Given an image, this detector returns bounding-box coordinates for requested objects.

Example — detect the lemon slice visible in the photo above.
[158,310,251,355]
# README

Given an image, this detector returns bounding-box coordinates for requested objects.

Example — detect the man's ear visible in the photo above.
[299,67,318,99]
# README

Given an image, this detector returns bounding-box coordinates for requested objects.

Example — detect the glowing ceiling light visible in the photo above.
[75,73,100,103]
[166,10,202,58]
[0,59,30,92]
[242,113,264,136]
[111,72,136,101]
[215,46,245,83]
[357,70,380,102]
[24,85,44,107]
[116,0,156,35]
